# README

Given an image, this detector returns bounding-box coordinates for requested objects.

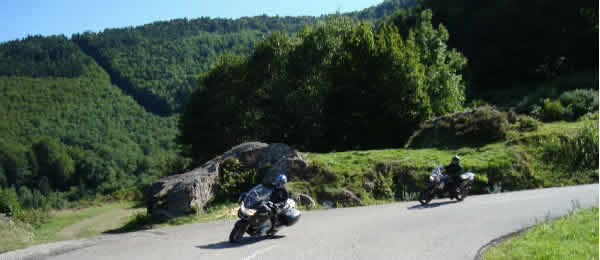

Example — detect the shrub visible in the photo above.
[516,115,540,132]
[535,98,565,122]
[485,153,537,191]
[540,119,599,170]
[0,187,21,216]
[213,157,260,202]
[13,208,49,228]
[406,106,509,148]
[560,89,599,120]
[366,166,394,200]
[466,99,489,109]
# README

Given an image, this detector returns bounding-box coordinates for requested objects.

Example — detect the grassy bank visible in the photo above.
[112,203,239,233]
[483,207,599,260]
[298,119,597,206]
[0,201,143,253]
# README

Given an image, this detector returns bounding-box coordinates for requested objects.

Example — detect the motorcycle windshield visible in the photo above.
[243,184,273,209]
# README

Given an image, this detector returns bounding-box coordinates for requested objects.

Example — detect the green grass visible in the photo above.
[34,201,138,242]
[484,207,599,260]
[110,202,240,233]
[305,142,508,176]
[0,217,34,253]
[298,120,594,204]
[305,121,587,176]
[0,201,142,253]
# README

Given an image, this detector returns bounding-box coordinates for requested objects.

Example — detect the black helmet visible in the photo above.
[451,155,460,164]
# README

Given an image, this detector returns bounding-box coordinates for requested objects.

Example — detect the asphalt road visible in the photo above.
[2,184,597,260]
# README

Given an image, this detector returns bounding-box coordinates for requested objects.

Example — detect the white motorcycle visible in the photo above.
[229,184,301,243]
[418,164,475,205]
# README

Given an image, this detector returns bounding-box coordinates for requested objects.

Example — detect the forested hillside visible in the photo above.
[179,10,466,161]
[71,0,416,115]
[415,0,598,94]
[0,36,181,208]
[0,0,417,209]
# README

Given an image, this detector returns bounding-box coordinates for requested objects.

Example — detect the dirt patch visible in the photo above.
[58,207,145,239]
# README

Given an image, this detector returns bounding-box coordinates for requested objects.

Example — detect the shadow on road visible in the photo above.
[197,235,284,249]
[407,201,458,210]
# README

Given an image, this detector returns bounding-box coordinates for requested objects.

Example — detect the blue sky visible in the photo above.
[0,0,382,43]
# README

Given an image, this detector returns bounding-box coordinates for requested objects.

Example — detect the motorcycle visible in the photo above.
[229,184,301,243]
[418,164,475,205]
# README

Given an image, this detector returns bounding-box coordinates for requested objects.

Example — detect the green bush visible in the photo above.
[13,208,49,228]
[213,158,260,202]
[540,119,599,171]
[516,115,540,132]
[560,89,599,120]
[406,106,509,148]
[465,99,490,109]
[535,98,565,122]
[485,154,537,191]
[366,164,394,200]
[0,187,21,216]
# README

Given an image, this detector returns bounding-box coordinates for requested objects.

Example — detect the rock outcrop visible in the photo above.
[292,193,316,208]
[146,142,306,218]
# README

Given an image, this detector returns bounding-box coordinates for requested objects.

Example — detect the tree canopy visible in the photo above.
[179,10,466,161]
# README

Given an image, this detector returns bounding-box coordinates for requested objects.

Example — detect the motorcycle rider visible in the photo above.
[443,155,463,198]
[266,173,289,235]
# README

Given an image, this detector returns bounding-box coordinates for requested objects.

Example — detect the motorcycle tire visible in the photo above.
[229,220,248,243]
[455,183,471,201]
[418,189,433,205]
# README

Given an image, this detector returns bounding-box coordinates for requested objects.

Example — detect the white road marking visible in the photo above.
[243,244,278,260]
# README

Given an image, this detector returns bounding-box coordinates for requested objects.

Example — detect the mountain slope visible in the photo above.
[0,36,179,201]
[71,0,416,114]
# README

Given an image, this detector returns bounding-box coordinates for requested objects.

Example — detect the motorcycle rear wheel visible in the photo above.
[229,220,248,243]
[418,189,433,205]
[455,183,471,201]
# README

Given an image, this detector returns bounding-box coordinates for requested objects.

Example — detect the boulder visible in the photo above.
[147,142,306,218]
[334,189,362,206]
[292,193,316,208]
[320,189,362,207]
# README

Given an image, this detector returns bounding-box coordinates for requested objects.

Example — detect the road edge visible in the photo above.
[473,227,532,260]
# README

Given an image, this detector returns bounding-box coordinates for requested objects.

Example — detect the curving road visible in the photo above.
[2,184,597,260]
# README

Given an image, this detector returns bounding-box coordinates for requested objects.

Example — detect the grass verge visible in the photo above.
[0,201,143,253]
[483,207,599,260]
[300,120,596,206]
[108,202,240,233]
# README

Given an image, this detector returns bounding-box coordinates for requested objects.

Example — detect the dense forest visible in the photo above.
[0,36,182,208]
[0,0,597,211]
[416,0,598,95]
[179,10,466,161]
[71,0,416,115]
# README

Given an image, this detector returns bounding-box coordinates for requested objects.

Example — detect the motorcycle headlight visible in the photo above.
[240,202,257,216]
[429,176,434,181]
[245,208,256,216]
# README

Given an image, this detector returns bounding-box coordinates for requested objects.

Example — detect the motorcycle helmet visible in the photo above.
[273,173,287,188]
[451,155,460,165]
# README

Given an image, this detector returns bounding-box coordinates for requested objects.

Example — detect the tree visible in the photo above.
[179,12,466,159]
[32,137,75,190]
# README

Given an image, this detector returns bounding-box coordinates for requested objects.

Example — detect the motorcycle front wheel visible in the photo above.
[418,189,434,205]
[229,220,248,243]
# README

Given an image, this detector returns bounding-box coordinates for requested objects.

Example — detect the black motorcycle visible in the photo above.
[418,164,475,205]
[229,184,301,243]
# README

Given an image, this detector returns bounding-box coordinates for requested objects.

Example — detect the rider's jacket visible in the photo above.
[270,186,289,205]
[444,163,463,181]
